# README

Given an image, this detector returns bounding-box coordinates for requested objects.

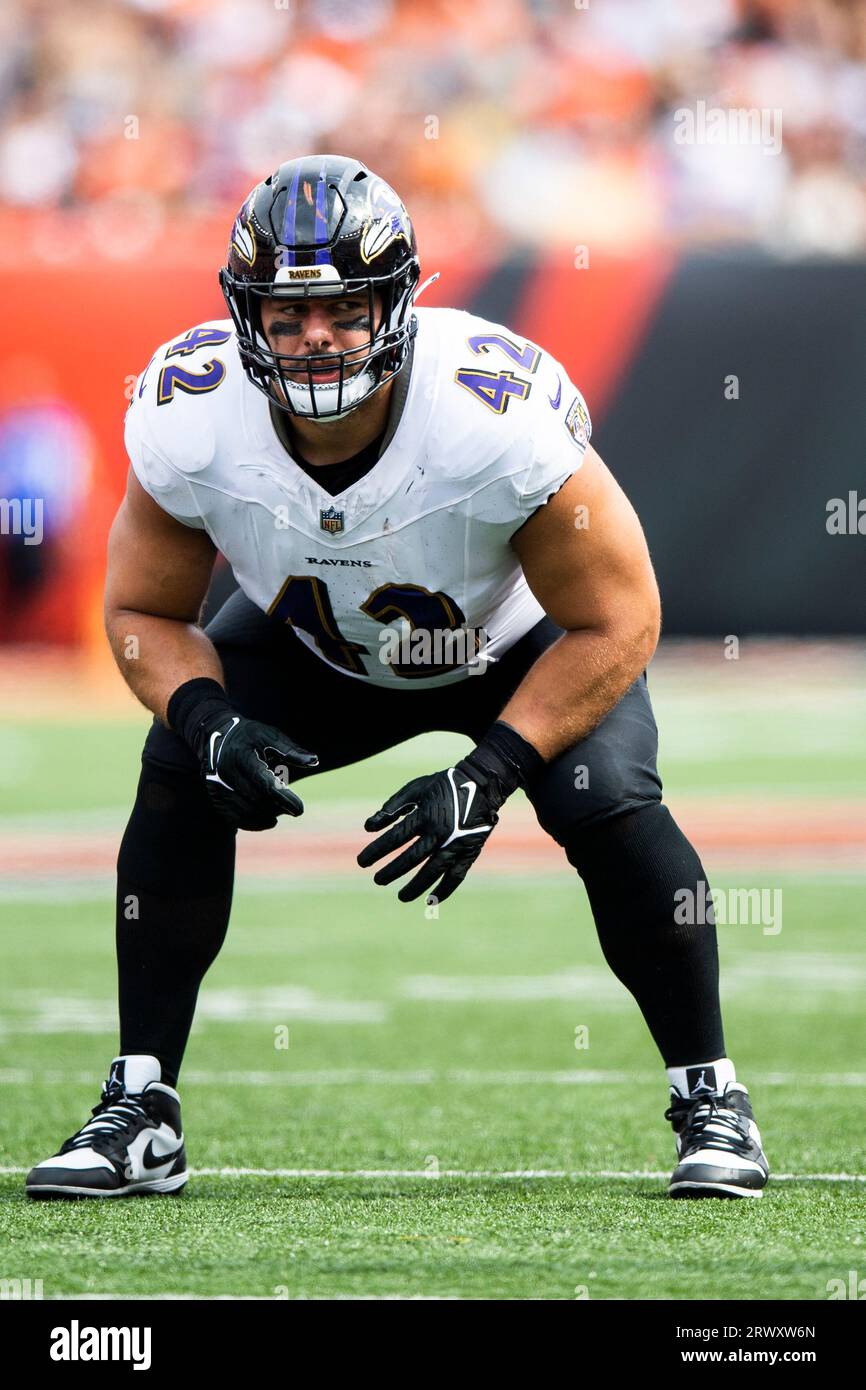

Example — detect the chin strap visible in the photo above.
[413,271,440,303]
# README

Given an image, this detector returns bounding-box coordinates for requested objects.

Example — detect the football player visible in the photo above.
[26,156,768,1200]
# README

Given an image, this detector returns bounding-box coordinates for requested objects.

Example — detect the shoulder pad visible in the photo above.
[417,306,591,484]
[125,319,239,476]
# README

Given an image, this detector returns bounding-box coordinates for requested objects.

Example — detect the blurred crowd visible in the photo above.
[1,0,865,260]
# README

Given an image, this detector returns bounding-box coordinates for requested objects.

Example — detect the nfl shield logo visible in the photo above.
[320,505,344,535]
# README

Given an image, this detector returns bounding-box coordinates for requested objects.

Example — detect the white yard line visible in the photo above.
[1,1164,863,1182]
[43,1292,457,1300]
[2,1068,866,1086]
[2,869,866,904]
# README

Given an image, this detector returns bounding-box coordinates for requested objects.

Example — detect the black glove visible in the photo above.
[357,721,544,904]
[167,677,319,831]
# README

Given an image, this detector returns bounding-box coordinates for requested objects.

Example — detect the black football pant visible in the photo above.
[117,590,725,1086]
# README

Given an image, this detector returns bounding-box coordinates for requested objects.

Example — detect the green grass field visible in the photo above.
[1,644,864,1300]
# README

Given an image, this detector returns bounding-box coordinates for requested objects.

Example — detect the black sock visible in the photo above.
[116,757,236,1086]
[565,802,725,1066]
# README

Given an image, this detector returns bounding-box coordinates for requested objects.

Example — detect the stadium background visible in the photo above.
[0,0,864,1301]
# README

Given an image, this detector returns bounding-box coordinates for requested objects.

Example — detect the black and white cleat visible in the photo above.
[26,1054,187,1200]
[666,1081,769,1199]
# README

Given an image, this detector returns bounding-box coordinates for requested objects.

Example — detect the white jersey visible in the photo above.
[124,306,592,689]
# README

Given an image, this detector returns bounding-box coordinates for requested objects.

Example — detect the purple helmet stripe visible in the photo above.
[281,163,302,267]
[314,162,331,265]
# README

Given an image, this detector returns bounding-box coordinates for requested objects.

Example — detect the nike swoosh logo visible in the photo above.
[208,729,222,767]
[141,1137,184,1170]
[205,717,240,788]
[441,768,493,848]
[208,717,240,771]
[458,779,477,827]
[548,377,562,410]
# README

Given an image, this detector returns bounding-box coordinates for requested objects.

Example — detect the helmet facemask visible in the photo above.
[219,263,420,420]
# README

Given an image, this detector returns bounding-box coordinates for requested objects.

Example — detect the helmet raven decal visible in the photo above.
[219,155,421,419]
[360,176,412,264]
[230,199,257,267]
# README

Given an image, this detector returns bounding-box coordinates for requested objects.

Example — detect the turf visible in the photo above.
[0,649,864,1299]
[5,1180,862,1301]
[1,874,864,1299]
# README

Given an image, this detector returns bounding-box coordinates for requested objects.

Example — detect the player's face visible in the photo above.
[260,290,382,385]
